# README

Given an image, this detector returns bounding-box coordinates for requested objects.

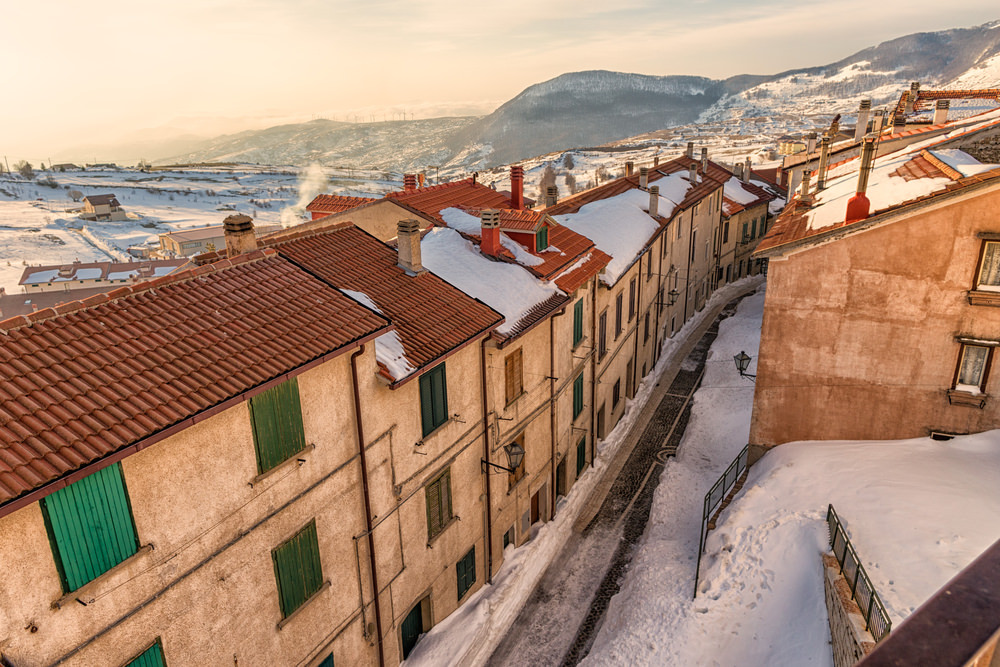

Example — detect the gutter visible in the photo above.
[480,338,495,585]
[549,305,568,518]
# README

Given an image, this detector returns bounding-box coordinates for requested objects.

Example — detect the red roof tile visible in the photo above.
[305,194,378,214]
[268,224,504,382]
[723,179,775,217]
[0,250,390,510]
[387,178,512,222]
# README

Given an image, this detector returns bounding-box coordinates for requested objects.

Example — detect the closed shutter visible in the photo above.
[425,469,452,539]
[573,300,583,345]
[536,226,548,251]
[126,641,166,667]
[576,438,587,475]
[573,374,584,419]
[420,363,449,436]
[250,378,306,474]
[41,463,139,592]
[272,520,324,618]
[456,546,476,599]
[505,349,523,403]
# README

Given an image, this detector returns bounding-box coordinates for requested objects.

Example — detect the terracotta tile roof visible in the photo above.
[890,151,955,181]
[387,179,512,223]
[498,293,573,344]
[496,208,544,231]
[553,247,614,293]
[0,250,390,511]
[268,224,504,382]
[893,88,1000,117]
[751,168,782,190]
[305,194,378,214]
[722,179,775,217]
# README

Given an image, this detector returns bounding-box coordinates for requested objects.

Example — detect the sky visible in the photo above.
[3,0,999,162]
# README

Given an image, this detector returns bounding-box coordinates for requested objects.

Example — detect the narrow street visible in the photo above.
[487,297,744,667]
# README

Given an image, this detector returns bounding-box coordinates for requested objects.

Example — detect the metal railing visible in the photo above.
[693,444,749,598]
[827,504,892,643]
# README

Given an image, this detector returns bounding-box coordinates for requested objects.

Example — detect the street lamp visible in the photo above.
[667,288,680,306]
[733,351,756,380]
[482,442,526,474]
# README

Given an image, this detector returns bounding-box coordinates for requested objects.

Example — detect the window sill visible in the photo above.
[967,290,1000,307]
[506,473,528,496]
[250,443,315,488]
[427,515,460,547]
[504,390,526,409]
[52,543,155,609]
[276,580,331,630]
[947,389,988,409]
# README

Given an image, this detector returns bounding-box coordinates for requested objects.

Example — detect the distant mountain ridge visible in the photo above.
[158,20,1000,171]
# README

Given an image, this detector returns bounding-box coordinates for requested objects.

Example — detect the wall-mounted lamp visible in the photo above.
[482,442,526,474]
[733,350,756,381]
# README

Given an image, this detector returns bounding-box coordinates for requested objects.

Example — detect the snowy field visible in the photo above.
[583,291,1000,666]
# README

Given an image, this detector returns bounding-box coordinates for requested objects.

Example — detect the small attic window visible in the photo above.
[536,226,548,252]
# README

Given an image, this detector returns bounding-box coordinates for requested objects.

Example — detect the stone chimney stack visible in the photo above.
[872,109,886,134]
[688,163,698,183]
[545,186,559,208]
[480,210,502,257]
[403,174,417,191]
[734,163,744,180]
[510,165,524,210]
[855,100,872,141]
[846,137,877,223]
[653,155,660,167]
[816,136,831,190]
[905,81,920,114]
[806,132,817,154]
[223,214,257,258]
[686,142,694,159]
[639,167,649,189]
[892,112,906,134]
[701,147,709,173]
[799,169,813,205]
[625,161,634,177]
[648,185,659,217]
[934,99,951,125]
[396,219,423,274]
[744,157,752,182]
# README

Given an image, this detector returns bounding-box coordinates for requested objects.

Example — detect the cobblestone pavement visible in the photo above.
[487,298,742,667]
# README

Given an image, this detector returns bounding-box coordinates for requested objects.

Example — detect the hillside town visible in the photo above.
[3,58,1000,667]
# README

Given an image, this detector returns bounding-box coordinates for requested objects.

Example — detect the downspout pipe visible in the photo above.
[631,257,643,397]
[351,345,385,667]
[684,209,694,323]
[480,339,494,584]
[549,307,567,518]
[591,279,599,454]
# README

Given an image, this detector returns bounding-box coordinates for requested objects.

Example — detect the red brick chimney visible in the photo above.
[845,137,876,223]
[223,214,257,258]
[510,165,524,210]
[418,173,426,188]
[480,209,502,257]
[403,174,417,191]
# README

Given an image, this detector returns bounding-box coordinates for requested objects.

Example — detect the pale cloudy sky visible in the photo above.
[3,0,998,161]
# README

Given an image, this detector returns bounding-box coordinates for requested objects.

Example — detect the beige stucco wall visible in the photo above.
[751,185,1000,447]
[0,348,379,667]
[310,201,434,242]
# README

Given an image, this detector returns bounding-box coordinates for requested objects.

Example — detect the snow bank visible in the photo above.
[723,176,760,205]
[341,288,415,380]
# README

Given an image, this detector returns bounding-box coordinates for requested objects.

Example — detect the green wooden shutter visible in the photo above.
[272,520,323,618]
[536,226,548,251]
[573,374,584,419]
[318,654,334,667]
[126,640,166,667]
[573,300,583,345]
[419,363,448,437]
[425,469,452,540]
[250,378,306,474]
[576,438,587,476]
[41,463,139,592]
[456,546,476,600]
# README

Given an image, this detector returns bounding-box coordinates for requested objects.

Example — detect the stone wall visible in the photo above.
[823,553,876,667]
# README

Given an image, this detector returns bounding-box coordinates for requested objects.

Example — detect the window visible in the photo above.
[125,640,166,667]
[508,434,526,488]
[41,463,140,592]
[955,343,992,393]
[249,378,307,475]
[615,293,623,338]
[505,349,523,405]
[677,217,682,239]
[272,520,324,619]
[723,220,729,244]
[751,218,757,239]
[628,278,636,321]
[573,299,584,346]
[646,254,653,281]
[598,311,608,358]
[317,655,335,667]
[742,222,749,242]
[456,547,476,600]
[573,373,584,419]
[576,437,587,476]
[536,226,548,252]
[612,379,621,409]
[644,313,650,343]
[419,362,449,436]
[690,230,697,262]
[425,468,453,540]
[976,241,1000,290]
[503,526,514,549]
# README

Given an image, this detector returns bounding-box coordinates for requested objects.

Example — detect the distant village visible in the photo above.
[1,82,1000,666]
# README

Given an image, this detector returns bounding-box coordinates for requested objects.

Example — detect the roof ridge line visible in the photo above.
[920,149,964,181]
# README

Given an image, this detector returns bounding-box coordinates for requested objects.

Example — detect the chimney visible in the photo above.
[653,155,660,167]
[934,99,950,125]
[892,112,906,134]
[734,163,744,180]
[806,132,817,154]
[396,219,423,274]
[223,214,257,258]
[686,142,694,158]
[403,174,417,191]
[701,147,709,173]
[799,169,813,205]
[639,167,649,189]
[904,81,920,114]
[816,136,831,190]
[480,209,502,257]
[648,185,659,217]
[744,157,752,183]
[845,137,877,223]
[510,165,524,210]
[545,185,558,208]
[855,100,872,141]
[688,163,698,182]
[418,173,426,188]
[625,161,634,177]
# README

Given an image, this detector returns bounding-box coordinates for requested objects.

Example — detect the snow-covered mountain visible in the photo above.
[159,20,1000,172]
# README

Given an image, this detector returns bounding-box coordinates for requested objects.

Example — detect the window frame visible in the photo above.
[271,519,325,620]
[425,468,454,540]
[456,546,476,601]
[573,299,584,346]
[953,342,994,394]
[628,278,636,321]
[612,379,621,409]
[419,362,449,437]
[504,348,524,406]
[615,293,623,338]
[598,310,608,358]
[573,373,584,419]
[975,239,1000,291]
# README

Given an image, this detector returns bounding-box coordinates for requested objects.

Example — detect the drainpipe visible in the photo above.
[631,256,643,399]
[684,209,694,323]
[549,307,567,518]
[591,278,599,452]
[350,345,384,667]
[480,339,494,584]
[653,230,663,362]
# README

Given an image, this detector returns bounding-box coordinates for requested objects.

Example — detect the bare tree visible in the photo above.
[14,160,34,180]
[537,164,557,200]
[563,153,575,170]
[565,173,577,195]
[68,189,83,202]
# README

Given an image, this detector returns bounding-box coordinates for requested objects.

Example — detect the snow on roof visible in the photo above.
[23,269,60,283]
[341,288,415,380]
[421,227,562,335]
[440,207,546,267]
[723,177,760,206]
[932,148,999,177]
[75,268,102,279]
[553,188,663,286]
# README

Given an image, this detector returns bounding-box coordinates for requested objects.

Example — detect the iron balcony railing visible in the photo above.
[827,504,892,643]
[693,444,749,598]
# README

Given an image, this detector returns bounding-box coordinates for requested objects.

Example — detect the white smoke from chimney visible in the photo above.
[280,163,329,228]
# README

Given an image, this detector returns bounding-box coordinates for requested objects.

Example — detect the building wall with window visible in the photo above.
[750,184,1000,449]
[0,349,379,667]
[723,202,770,284]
